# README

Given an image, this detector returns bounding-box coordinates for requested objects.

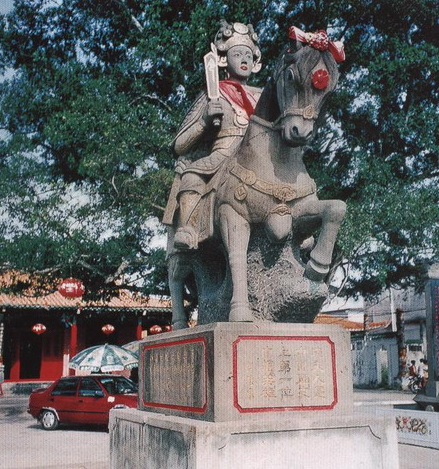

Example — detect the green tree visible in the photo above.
[0,0,438,301]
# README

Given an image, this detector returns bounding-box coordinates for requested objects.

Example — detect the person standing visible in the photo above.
[408,360,417,377]
[420,358,428,388]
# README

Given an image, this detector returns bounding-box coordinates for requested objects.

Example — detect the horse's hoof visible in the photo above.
[172,320,189,330]
[304,258,329,282]
[174,227,198,250]
[229,304,254,322]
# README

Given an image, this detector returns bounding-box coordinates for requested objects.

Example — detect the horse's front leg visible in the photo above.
[295,198,346,281]
[218,204,253,322]
[168,254,191,330]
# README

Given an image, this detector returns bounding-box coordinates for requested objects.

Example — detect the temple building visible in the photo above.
[0,274,172,383]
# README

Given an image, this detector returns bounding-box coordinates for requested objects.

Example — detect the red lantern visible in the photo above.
[149,325,162,335]
[102,324,115,335]
[163,325,172,332]
[58,278,85,298]
[32,323,46,335]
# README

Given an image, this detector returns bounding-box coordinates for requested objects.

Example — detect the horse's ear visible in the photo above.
[289,39,303,53]
[284,40,302,63]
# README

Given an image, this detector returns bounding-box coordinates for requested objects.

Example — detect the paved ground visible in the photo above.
[0,389,437,468]
[0,396,108,469]
[353,390,438,469]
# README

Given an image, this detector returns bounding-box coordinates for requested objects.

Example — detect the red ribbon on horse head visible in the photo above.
[288,26,345,63]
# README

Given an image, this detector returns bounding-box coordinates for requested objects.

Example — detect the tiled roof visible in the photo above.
[314,313,390,332]
[0,290,171,311]
[0,272,171,312]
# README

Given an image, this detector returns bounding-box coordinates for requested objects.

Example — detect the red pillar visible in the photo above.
[136,317,143,340]
[69,318,78,376]
[10,328,20,381]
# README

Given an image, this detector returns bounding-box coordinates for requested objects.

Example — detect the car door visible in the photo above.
[76,377,109,425]
[49,377,80,423]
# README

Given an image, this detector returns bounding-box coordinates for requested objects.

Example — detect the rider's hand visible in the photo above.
[175,157,190,174]
[204,101,223,127]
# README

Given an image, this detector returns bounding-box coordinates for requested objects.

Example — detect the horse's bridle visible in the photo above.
[274,59,319,125]
[250,59,319,130]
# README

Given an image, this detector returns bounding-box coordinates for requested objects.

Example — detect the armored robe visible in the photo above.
[162,81,262,229]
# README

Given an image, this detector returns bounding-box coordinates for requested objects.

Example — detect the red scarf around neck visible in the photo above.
[219,80,255,118]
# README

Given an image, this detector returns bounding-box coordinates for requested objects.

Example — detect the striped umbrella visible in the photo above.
[121,340,141,357]
[69,344,138,372]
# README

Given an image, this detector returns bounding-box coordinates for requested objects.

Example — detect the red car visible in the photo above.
[28,374,138,430]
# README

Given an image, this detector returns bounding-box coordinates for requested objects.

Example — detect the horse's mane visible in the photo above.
[252,78,279,122]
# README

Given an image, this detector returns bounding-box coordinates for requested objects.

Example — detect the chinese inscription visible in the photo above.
[233,336,337,412]
[142,338,206,411]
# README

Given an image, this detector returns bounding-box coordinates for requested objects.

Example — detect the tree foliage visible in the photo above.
[0,0,438,301]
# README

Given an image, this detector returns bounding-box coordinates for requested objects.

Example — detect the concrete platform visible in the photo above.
[110,408,399,469]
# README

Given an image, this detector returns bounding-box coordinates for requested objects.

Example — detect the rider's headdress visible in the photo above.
[214,21,262,73]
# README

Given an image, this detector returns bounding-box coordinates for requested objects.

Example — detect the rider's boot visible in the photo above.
[174,191,201,250]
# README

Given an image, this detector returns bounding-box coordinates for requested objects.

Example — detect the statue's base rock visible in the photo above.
[192,226,328,324]
[110,322,399,468]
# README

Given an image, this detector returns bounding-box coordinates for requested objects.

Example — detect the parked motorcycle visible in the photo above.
[407,375,423,394]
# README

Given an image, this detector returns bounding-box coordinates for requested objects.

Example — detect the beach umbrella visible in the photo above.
[121,340,141,357]
[69,344,138,372]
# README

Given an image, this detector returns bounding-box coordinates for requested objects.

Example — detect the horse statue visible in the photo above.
[166,27,346,329]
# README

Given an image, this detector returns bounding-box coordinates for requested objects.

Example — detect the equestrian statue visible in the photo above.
[163,22,346,329]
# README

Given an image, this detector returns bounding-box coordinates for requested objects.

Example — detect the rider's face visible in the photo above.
[226,46,254,82]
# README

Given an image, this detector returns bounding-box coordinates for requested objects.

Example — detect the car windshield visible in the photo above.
[98,376,138,395]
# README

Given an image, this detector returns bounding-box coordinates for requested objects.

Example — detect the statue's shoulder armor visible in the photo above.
[175,92,208,138]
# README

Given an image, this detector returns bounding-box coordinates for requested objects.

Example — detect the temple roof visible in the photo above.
[0,272,172,313]
[314,313,390,332]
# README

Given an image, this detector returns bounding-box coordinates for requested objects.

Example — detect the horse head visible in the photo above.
[273,36,340,147]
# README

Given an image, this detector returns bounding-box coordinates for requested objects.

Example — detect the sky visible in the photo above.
[0,0,13,14]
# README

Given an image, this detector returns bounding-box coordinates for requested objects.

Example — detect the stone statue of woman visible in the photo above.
[163,21,262,250]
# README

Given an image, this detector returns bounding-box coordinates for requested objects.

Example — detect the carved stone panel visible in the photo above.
[141,338,207,413]
[233,336,337,413]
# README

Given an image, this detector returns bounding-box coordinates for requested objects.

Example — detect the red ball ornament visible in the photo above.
[101,324,115,335]
[58,278,85,298]
[32,323,46,335]
[309,30,329,51]
[149,325,162,335]
[312,69,330,90]
[163,325,172,332]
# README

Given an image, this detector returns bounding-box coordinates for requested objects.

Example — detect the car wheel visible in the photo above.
[40,410,59,430]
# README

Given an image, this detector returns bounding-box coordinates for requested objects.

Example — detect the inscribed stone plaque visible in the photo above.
[141,337,207,413]
[233,336,337,412]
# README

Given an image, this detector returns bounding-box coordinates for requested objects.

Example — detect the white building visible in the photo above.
[315,288,427,388]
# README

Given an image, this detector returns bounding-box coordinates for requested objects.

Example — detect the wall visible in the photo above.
[352,336,399,387]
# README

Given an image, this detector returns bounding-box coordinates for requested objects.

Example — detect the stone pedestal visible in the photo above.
[110,410,398,469]
[110,322,399,468]
[138,322,352,421]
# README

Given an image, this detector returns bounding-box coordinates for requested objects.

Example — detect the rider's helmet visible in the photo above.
[214,21,262,73]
